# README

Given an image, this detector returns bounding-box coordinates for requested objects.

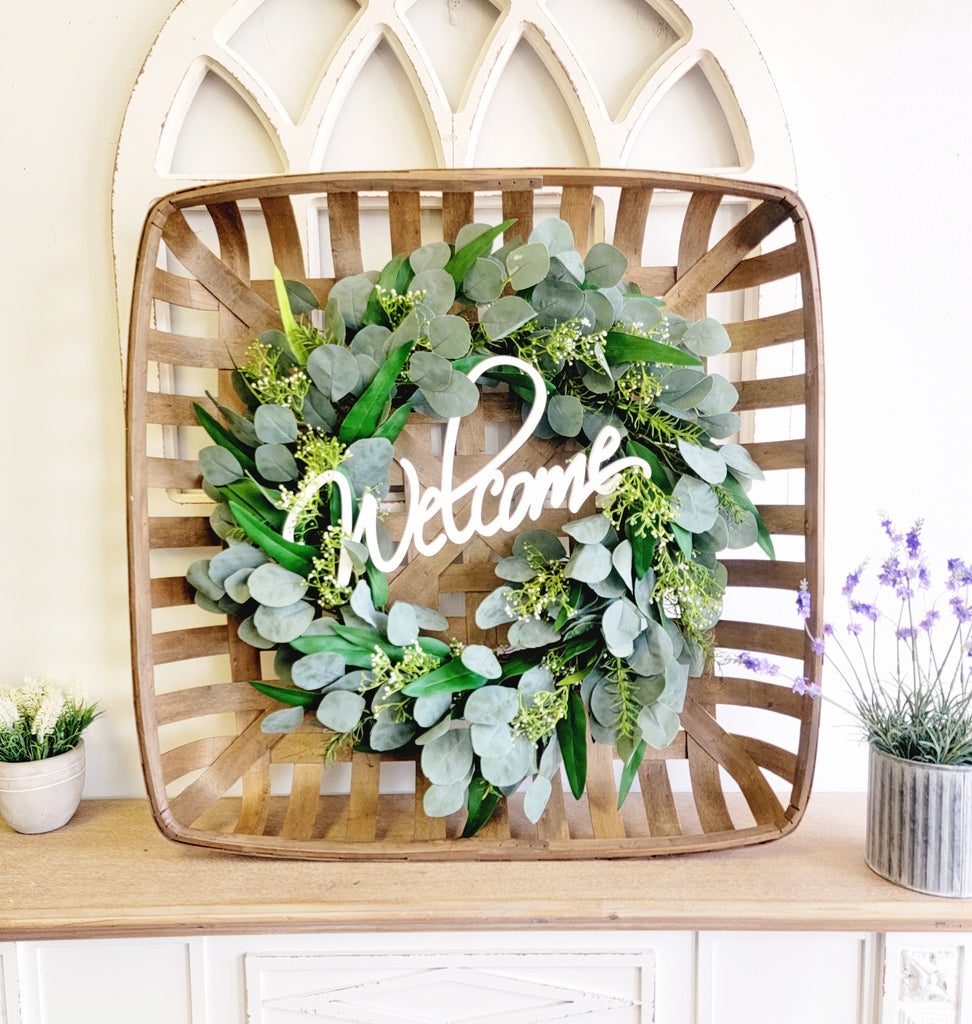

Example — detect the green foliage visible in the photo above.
[0,677,102,763]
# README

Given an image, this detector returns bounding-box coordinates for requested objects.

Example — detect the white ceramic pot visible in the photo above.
[0,739,86,834]
[865,745,972,898]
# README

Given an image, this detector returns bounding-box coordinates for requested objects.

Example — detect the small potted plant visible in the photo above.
[0,676,101,833]
[738,516,972,897]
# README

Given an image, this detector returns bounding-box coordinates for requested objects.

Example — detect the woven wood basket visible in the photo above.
[126,169,824,860]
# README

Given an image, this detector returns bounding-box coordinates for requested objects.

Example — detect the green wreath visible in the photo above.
[186,216,772,834]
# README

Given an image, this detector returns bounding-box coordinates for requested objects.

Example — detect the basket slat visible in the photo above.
[127,169,824,860]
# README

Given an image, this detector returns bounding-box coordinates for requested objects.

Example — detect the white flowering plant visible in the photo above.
[0,677,101,763]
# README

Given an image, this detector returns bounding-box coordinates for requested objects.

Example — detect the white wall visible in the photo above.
[1,0,969,798]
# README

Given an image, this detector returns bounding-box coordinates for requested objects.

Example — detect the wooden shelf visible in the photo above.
[2,793,969,940]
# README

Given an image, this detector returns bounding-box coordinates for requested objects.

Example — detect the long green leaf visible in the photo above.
[617,738,647,807]
[218,480,286,529]
[273,266,307,364]
[624,438,673,494]
[461,776,501,837]
[248,680,317,708]
[402,659,487,697]
[228,500,316,576]
[555,688,588,800]
[445,218,516,288]
[605,330,702,367]
[338,339,415,443]
[289,635,375,667]
[194,402,257,472]
[366,562,389,610]
[373,401,412,442]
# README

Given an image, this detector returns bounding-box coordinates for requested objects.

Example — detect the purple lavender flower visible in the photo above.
[841,565,864,597]
[792,677,822,698]
[810,636,826,656]
[736,653,780,676]
[878,555,901,589]
[881,515,903,544]
[847,622,863,636]
[948,559,972,590]
[850,601,880,622]
[919,610,940,632]
[896,627,916,640]
[823,623,834,636]
[905,520,923,558]
[796,581,811,620]
[950,596,972,624]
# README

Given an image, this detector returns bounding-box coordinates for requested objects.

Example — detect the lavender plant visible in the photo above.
[0,677,101,763]
[738,516,972,765]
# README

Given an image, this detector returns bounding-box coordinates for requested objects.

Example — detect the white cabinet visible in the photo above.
[7,930,961,1024]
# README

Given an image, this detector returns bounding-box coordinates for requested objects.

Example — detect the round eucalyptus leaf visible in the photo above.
[633,569,657,617]
[672,475,721,533]
[618,296,663,332]
[601,597,645,658]
[629,619,675,676]
[538,734,562,779]
[316,690,366,733]
[410,241,451,274]
[223,566,254,604]
[581,290,615,333]
[414,691,452,729]
[460,644,502,680]
[354,352,381,389]
[546,393,584,437]
[589,718,620,747]
[324,296,346,346]
[284,278,319,315]
[421,728,474,785]
[344,437,394,499]
[531,277,585,324]
[306,344,361,402]
[462,257,505,304]
[274,646,298,685]
[423,781,467,817]
[209,503,237,540]
[292,651,346,691]
[455,221,495,250]
[565,542,613,584]
[464,684,518,724]
[508,618,562,648]
[589,571,627,599]
[470,722,515,758]
[598,285,624,319]
[386,601,419,647]
[237,615,277,650]
[247,562,308,608]
[198,446,242,486]
[523,774,553,823]
[416,716,453,746]
[698,412,742,439]
[209,544,267,585]
[419,372,480,420]
[677,438,727,485]
[261,705,305,734]
[683,317,732,356]
[474,586,517,629]
[254,599,316,643]
[255,443,298,483]
[518,665,555,706]
[723,507,759,549]
[427,315,471,359]
[480,295,536,341]
[612,539,634,588]
[505,242,550,290]
[694,514,730,553]
[302,386,337,431]
[582,408,628,444]
[563,514,611,545]
[495,556,537,583]
[548,251,585,285]
[589,677,620,728]
[253,404,298,444]
[409,602,448,632]
[697,374,739,416]
[480,735,534,788]
[369,710,417,751]
[661,660,690,714]
[529,218,574,255]
[330,273,377,329]
[637,701,681,749]
[661,372,714,411]
[580,365,614,394]
[409,268,456,316]
[583,242,627,288]
[218,592,250,616]
[720,443,765,481]
[409,350,454,390]
[187,559,224,602]
[512,529,565,561]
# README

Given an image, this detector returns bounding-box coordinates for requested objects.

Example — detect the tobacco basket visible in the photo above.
[126,169,823,859]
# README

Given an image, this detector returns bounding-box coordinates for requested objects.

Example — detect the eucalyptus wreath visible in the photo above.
[186,216,772,834]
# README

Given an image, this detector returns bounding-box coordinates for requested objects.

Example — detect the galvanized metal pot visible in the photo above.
[866,745,972,898]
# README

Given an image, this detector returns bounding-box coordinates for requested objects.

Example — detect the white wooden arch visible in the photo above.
[113,0,796,349]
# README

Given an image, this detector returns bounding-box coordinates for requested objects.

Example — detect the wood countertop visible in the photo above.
[2,794,970,940]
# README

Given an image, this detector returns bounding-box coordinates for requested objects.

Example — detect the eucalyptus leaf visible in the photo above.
[480,295,536,341]
[508,618,562,648]
[323,297,346,346]
[386,601,419,646]
[531,277,585,323]
[421,728,474,785]
[529,218,573,255]
[677,437,727,485]
[254,600,316,643]
[255,443,298,483]
[583,242,627,288]
[474,586,517,629]
[523,774,553,823]
[302,386,337,431]
[563,514,611,545]
[548,251,585,285]
[253,404,298,444]
[672,475,721,533]
[721,443,765,481]
[461,257,505,304]
[223,566,254,604]
[601,597,645,658]
[683,317,732,356]
[187,559,224,602]
[589,571,627,599]
[368,711,416,751]
[247,562,308,608]
[414,691,452,728]
[565,542,613,584]
[581,290,615,333]
[464,685,518,724]
[460,645,502,680]
[343,437,394,499]
[618,296,663,332]
[546,393,584,437]
[480,735,534,788]
[723,507,759,548]
[628,619,675,676]
[316,690,366,732]
[506,242,550,290]
[330,273,377,329]
[261,705,305,734]
[210,503,238,540]
[306,344,361,402]
[470,722,514,758]
[423,781,467,817]
[637,701,681,749]
[589,677,620,728]
[199,446,243,486]
[512,529,565,561]
[291,651,346,691]
[237,615,277,650]
[495,556,537,583]
[410,241,452,274]
[427,315,471,359]
[419,372,480,419]
[697,374,739,416]
[698,412,742,439]
[208,543,267,585]
[409,268,456,316]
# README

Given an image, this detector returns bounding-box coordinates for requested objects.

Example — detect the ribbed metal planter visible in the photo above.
[865,745,972,897]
